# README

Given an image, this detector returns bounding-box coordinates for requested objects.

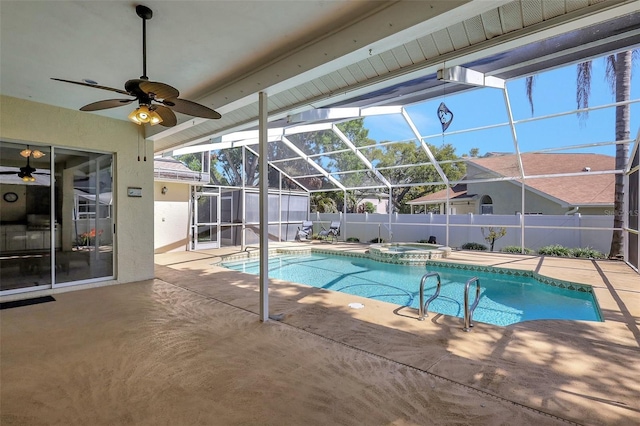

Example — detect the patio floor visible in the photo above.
[1,243,639,425]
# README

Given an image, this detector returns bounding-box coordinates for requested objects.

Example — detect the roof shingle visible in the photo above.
[409,153,615,206]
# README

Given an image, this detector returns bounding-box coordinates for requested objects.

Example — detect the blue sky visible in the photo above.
[364,56,640,158]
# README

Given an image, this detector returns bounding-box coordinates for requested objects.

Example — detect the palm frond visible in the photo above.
[525,76,535,115]
[605,54,616,95]
[576,61,592,123]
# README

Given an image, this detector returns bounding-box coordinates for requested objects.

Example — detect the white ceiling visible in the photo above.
[2,0,639,155]
[0,1,377,113]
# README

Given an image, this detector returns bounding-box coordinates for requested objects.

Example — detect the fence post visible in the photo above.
[517,212,524,253]
[575,213,581,248]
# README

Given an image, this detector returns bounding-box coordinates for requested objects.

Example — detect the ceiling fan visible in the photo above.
[0,151,47,182]
[51,5,221,127]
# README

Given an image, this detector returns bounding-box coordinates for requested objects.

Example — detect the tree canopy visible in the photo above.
[178,117,467,214]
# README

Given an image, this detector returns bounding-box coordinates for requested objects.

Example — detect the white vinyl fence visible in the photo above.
[313,212,615,255]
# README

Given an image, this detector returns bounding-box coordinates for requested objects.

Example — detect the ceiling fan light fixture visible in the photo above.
[20,146,45,159]
[128,105,163,126]
[149,112,163,125]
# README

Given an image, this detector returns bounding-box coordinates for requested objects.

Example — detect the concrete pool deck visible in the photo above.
[1,242,639,425]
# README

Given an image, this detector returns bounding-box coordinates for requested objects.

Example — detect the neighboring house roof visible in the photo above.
[154,157,206,183]
[407,183,476,205]
[407,153,615,207]
[469,153,615,207]
[469,152,613,177]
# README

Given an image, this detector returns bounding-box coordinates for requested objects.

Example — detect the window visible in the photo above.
[481,195,493,215]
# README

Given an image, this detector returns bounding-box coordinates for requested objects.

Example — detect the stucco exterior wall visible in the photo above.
[574,206,612,215]
[154,182,191,253]
[467,180,568,215]
[0,95,154,288]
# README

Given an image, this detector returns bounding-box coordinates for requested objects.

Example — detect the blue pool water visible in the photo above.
[221,253,602,326]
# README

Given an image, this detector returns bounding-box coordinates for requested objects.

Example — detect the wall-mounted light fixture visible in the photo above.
[128,105,163,126]
[161,186,168,194]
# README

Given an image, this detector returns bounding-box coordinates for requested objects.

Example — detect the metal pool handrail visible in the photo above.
[463,277,481,332]
[418,272,441,321]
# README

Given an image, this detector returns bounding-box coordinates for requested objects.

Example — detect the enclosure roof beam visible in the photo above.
[287,106,404,124]
[244,145,310,193]
[331,124,392,190]
[280,136,346,191]
[284,122,334,135]
[401,108,449,185]
[172,137,277,155]
[437,65,505,89]
[502,86,526,181]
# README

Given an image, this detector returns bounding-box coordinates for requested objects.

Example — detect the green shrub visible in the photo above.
[501,246,534,254]
[537,244,572,257]
[369,238,384,243]
[461,242,487,251]
[346,237,360,243]
[537,244,605,258]
[570,247,605,259]
[358,201,375,214]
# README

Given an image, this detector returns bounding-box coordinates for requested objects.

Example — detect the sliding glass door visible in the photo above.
[0,142,114,294]
[54,147,114,285]
[0,142,52,291]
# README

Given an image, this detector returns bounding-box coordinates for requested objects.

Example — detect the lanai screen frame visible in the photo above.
[174,57,639,260]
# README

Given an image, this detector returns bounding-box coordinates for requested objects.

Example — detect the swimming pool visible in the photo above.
[221,252,602,327]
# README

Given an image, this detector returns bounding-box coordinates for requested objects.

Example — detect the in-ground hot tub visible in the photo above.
[368,242,451,265]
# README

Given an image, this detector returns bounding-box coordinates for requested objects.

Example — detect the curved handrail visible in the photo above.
[463,277,481,332]
[418,272,441,321]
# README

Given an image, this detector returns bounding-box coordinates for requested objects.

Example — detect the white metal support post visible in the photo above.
[343,189,347,240]
[503,86,527,253]
[259,92,269,322]
[279,172,282,242]
[241,145,246,250]
[388,188,392,242]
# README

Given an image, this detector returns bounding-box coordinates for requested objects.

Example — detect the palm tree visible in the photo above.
[527,51,634,259]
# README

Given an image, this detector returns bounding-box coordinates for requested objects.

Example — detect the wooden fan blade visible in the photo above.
[139,81,179,100]
[162,98,222,119]
[152,105,177,127]
[51,78,130,95]
[80,99,134,111]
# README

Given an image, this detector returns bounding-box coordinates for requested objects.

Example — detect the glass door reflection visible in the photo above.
[54,149,114,285]
[0,142,52,291]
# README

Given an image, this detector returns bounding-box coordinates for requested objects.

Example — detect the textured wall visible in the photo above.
[0,95,154,288]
